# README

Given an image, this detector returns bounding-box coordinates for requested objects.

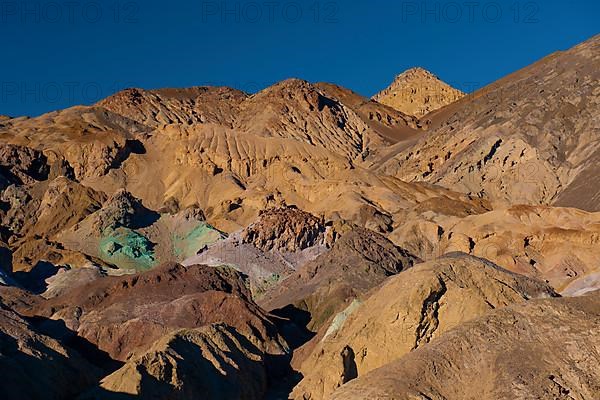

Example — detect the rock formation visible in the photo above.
[85,324,271,400]
[373,67,465,117]
[240,207,328,252]
[0,33,598,400]
[183,207,331,296]
[293,253,557,399]
[331,292,600,400]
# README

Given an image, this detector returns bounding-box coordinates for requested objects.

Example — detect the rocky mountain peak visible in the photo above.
[373,67,465,117]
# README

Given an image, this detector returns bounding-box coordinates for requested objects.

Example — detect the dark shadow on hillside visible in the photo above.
[78,388,139,400]
[0,331,86,400]
[26,315,123,372]
[0,166,23,188]
[110,139,146,172]
[81,325,276,399]
[12,261,57,294]
[0,321,106,400]
[129,201,161,230]
[0,244,12,273]
[265,305,316,398]
[270,304,315,350]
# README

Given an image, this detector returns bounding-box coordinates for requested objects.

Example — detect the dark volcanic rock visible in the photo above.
[241,207,327,252]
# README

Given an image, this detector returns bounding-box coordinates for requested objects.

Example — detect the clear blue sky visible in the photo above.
[1,0,598,117]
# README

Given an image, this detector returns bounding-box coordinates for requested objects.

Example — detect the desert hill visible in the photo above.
[372,67,465,117]
[86,324,273,400]
[292,253,557,399]
[97,86,247,128]
[20,262,288,362]
[379,34,600,211]
[331,291,600,400]
[0,33,599,400]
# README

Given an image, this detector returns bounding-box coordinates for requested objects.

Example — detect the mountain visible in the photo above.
[372,67,465,117]
[293,253,557,400]
[85,324,272,400]
[379,35,600,210]
[0,33,599,400]
[331,292,600,400]
[233,78,422,164]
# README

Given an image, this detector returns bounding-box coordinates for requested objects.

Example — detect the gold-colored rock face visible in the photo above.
[292,253,557,400]
[372,67,465,117]
[331,292,600,400]
[379,35,600,211]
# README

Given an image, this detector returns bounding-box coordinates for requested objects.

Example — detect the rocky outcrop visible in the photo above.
[331,292,600,400]
[1,183,40,236]
[241,207,327,252]
[293,253,557,400]
[373,67,464,117]
[261,226,418,331]
[80,189,156,233]
[26,262,289,362]
[0,301,101,400]
[0,144,49,189]
[183,208,331,297]
[85,324,272,400]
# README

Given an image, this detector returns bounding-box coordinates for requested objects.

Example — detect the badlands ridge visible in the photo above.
[0,34,599,399]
